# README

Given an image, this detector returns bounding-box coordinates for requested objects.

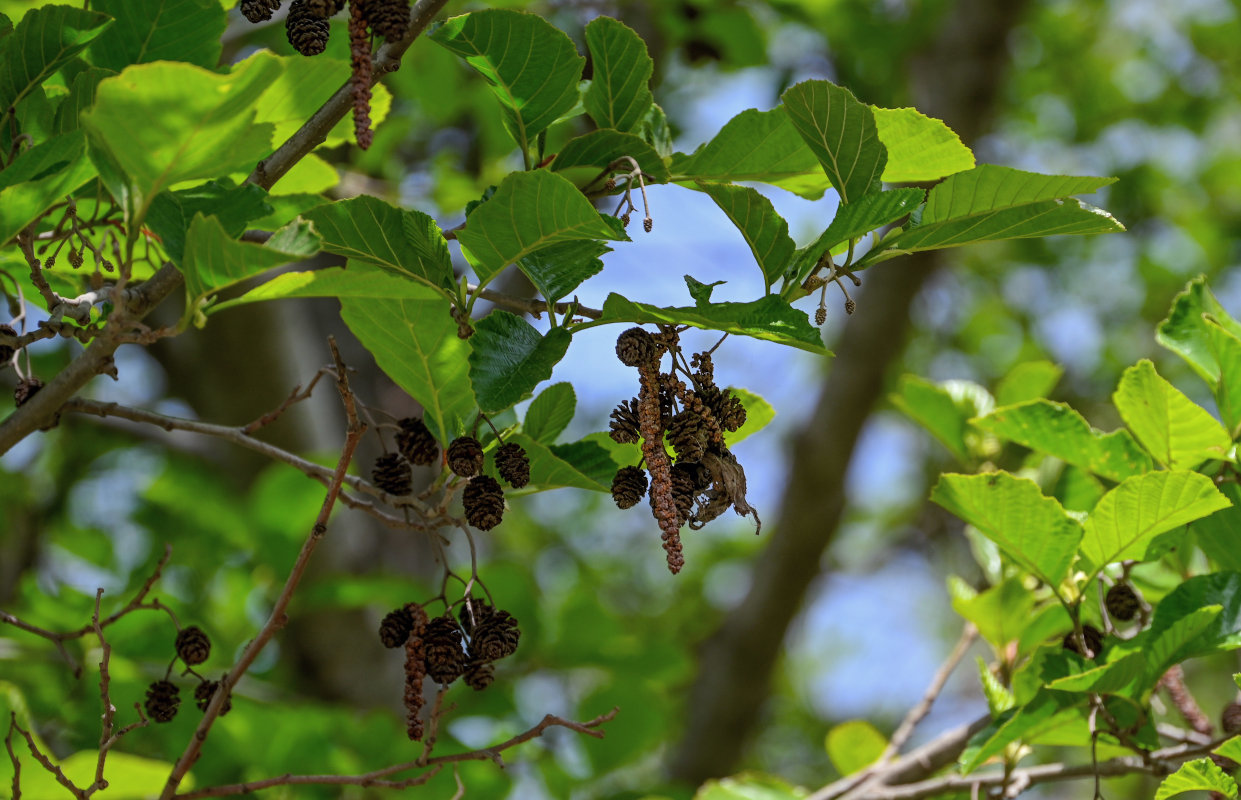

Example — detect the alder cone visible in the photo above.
[446,436,485,477]
[371,452,412,496]
[239,0,281,22]
[457,599,492,637]
[285,0,330,55]
[463,475,505,530]
[471,607,520,662]
[1061,624,1104,660]
[145,680,181,723]
[368,0,411,40]
[1223,701,1241,734]
[194,679,232,715]
[667,410,706,462]
[611,465,648,509]
[615,327,658,367]
[395,417,439,466]
[423,616,467,684]
[667,463,698,525]
[175,625,211,666]
[608,398,641,444]
[494,442,530,488]
[1105,582,1140,622]
[379,606,414,648]
[709,388,747,433]
[14,377,43,407]
[0,323,15,365]
[463,660,494,691]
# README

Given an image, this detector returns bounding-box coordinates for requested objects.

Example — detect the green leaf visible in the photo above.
[1043,651,1146,694]
[1148,572,1241,660]
[685,275,726,308]
[959,690,1082,773]
[949,576,1034,652]
[890,376,993,465]
[1207,319,1241,436]
[1157,276,1241,384]
[930,472,1082,587]
[145,178,271,264]
[457,170,625,285]
[1113,359,1232,469]
[0,5,111,118]
[825,720,886,776]
[516,239,610,305]
[12,749,190,800]
[694,773,806,800]
[871,106,974,183]
[1054,464,1105,513]
[340,296,477,444]
[1155,758,1238,800]
[668,108,831,200]
[547,439,617,492]
[81,53,282,221]
[510,433,610,493]
[430,9,583,155]
[1216,736,1241,765]
[180,214,319,325]
[524,382,575,444]
[697,183,795,293]
[725,388,774,446]
[638,101,673,157]
[597,293,828,354]
[251,55,391,151]
[551,129,669,183]
[787,188,925,289]
[876,166,1123,257]
[1191,484,1241,571]
[211,262,453,313]
[973,400,1154,482]
[582,17,653,133]
[0,130,97,246]
[977,657,1015,714]
[52,66,115,135]
[468,310,571,414]
[995,360,1063,407]
[780,80,886,205]
[303,195,456,296]
[1139,605,1222,684]
[1080,471,1230,570]
[88,0,224,71]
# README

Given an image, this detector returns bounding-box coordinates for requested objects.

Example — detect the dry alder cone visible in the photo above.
[1105,582,1140,622]
[1062,624,1105,660]
[495,442,530,488]
[371,452,412,496]
[285,0,331,55]
[611,465,648,509]
[14,377,43,407]
[395,416,439,466]
[175,625,211,665]
[608,397,641,444]
[379,605,414,648]
[615,326,659,367]
[463,475,505,530]
[423,615,468,684]
[0,323,16,364]
[446,436,485,477]
[194,679,232,715]
[145,680,181,723]
[463,660,494,691]
[239,0,281,22]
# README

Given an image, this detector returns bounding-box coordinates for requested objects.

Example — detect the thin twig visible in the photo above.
[241,367,335,434]
[171,707,619,800]
[881,624,978,763]
[5,714,21,800]
[158,339,365,800]
[9,717,84,799]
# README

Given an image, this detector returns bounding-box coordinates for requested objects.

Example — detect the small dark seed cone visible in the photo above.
[286,0,330,55]
[643,217,653,233]
[1223,701,1241,735]
[239,0,281,22]
[379,606,414,648]
[667,463,697,526]
[14,378,43,407]
[368,0,411,40]
[463,660,494,691]
[144,680,180,723]
[372,452,412,495]
[471,608,520,662]
[458,599,492,637]
[462,475,505,530]
[194,679,232,715]
[395,417,439,466]
[1105,582,1141,622]
[611,466,648,509]
[712,390,747,433]
[0,324,16,365]
[494,442,530,488]
[814,307,827,326]
[446,436,485,477]
[175,625,212,666]
[608,398,641,444]
[667,410,707,462]
[615,327,658,367]
[423,615,468,684]
[1061,624,1105,660]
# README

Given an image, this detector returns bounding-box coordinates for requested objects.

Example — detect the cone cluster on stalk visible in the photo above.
[144,623,230,723]
[605,326,759,574]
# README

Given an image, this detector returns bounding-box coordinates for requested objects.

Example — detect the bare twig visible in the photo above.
[158,339,366,800]
[9,716,84,799]
[171,707,620,800]
[241,367,335,434]
[5,714,21,800]
[881,624,978,762]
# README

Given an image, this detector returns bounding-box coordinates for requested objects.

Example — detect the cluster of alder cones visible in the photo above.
[236,0,411,149]
[142,625,232,723]
[378,598,520,740]
[607,326,759,574]
[370,416,530,531]
[1060,580,1146,661]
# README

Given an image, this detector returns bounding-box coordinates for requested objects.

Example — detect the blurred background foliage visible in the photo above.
[4,0,1241,798]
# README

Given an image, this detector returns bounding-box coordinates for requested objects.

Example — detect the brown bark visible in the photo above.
[668,0,1032,783]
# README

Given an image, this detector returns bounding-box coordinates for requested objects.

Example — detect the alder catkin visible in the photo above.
[349,0,374,149]
[638,362,683,573]
[402,605,429,741]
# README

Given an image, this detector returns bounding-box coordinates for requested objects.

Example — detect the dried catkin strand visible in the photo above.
[639,363,682,574]
[349,0,374,150]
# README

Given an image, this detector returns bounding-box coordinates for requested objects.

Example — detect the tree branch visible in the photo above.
[170,707,619,800]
